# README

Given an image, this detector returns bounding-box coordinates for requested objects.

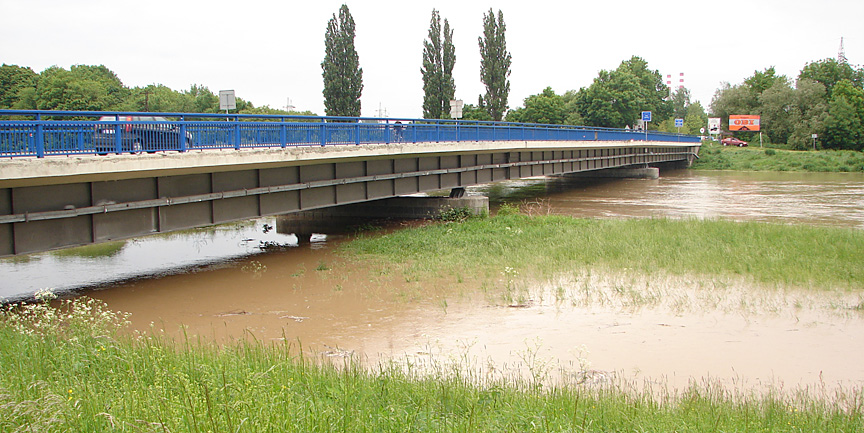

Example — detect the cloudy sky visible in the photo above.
[1,0,861,118]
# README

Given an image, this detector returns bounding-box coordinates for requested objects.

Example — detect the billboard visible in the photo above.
[729,115,760,131]
[708,118,721,135]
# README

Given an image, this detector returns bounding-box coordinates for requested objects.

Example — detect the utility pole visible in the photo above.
[143,88,151,111]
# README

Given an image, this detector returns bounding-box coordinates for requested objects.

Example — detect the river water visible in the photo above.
[2,170,864,392]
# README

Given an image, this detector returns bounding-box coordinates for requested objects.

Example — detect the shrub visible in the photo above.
[436,206,474,223]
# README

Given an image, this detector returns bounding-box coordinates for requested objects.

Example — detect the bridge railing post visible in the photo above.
[384,121,391,144]
[114,119,122,154]
[355,123,360,145]
[319,123,327,147]
[34,113,45,158]
[179,121,188,152]
[280,121,287,148]
[234,117,241,150]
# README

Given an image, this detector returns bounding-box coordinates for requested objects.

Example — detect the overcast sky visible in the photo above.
[1,0,861,119]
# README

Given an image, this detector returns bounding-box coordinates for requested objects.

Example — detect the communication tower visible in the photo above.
[838,37,847,64]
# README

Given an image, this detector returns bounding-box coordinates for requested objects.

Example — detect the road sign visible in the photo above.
[674,118,684,128]
[219,90,236,111]
[641,111,652,122]
[449,99,464,119]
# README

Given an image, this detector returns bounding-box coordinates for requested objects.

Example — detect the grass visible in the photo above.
[343,215,864,292]
[693,141,864,172]
[1,295,862,432]
[50,241,127,259]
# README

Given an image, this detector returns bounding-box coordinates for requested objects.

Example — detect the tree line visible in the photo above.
[0,64,314,116]
[710,60,864,151]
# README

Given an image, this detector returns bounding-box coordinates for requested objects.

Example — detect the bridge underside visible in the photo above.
[0,142,698,256]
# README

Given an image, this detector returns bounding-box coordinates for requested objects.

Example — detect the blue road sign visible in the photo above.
[675,118,684,127]
[641,111,652,122]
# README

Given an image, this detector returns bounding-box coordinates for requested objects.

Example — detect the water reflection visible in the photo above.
[0,221,303,301]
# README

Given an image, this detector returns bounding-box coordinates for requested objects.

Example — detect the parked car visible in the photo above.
[94,116,192,154]
[721,137,748,147]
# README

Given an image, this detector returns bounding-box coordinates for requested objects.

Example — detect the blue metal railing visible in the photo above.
[0,110,700,158]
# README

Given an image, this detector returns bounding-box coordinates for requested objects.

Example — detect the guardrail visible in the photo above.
[0,110,700,158]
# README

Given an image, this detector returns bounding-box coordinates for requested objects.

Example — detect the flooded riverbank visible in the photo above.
[89,252,864,392]
[2,170,863,392]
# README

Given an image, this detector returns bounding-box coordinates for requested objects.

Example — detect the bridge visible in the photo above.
[0,110,700,257]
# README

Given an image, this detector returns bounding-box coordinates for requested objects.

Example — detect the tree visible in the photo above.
[744,66,783,95]
[16,64,128,111]
[670,86,691,119]
[561,90,584,126]
[506,87,565,124]
[421,9,456,119]
[799,58,864,97]
[478,9,511,121]
[574,56,670,128]
[321,4,363,117]
[183,84,219,113]
[786,78,829,150]
[120,84,189,112]
[757,77,796,144]
[460,96,493,121]
[822,79,864,150]
[683,101,708,135]
[0,64,37,109]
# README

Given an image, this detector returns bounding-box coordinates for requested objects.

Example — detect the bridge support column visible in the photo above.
[564,167,659,180]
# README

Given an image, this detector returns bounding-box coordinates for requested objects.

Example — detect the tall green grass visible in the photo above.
[344,215,864,291]
[694,142,864,172]
[2,296,862,432]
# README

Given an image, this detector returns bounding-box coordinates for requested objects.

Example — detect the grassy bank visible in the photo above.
[344,214,864,291]
[2,296,862,432]
[693,141,864,172]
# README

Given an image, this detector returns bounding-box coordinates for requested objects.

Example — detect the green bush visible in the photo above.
[436,206,475,223]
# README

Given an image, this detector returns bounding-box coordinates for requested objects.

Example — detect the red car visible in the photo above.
[721,137,748,147]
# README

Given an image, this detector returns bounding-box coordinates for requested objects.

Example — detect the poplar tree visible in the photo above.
[321,4,363,117]
[421,9,456,119]
[478,9,511,121]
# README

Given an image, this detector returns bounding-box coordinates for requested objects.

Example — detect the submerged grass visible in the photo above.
[343,215,864,291]
[693,141,864,172]
[1,296,862,432]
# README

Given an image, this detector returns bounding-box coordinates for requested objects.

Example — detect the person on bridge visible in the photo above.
[394,121,404,143]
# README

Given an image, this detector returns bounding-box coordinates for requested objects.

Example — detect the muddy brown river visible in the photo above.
[3,170,864,392]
